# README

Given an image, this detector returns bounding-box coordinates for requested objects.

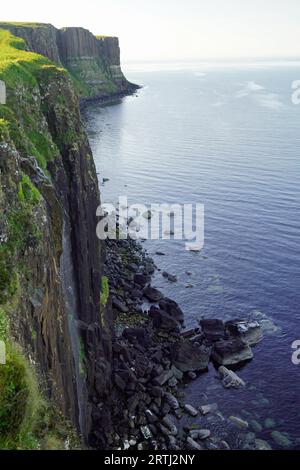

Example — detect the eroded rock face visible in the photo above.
[0,62,113,446]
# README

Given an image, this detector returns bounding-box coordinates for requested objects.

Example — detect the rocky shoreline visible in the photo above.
[80,84,141,111]
[97,236,266,450]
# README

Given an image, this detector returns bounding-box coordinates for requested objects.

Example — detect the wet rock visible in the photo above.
[225,319,262,346]
[199,319,225,342]
[114,374,126,391]
[155,251,165,256]
[149,306,181,332]
[187,371,197,380]
[255,439,272,450]
[219,440,231,450]
[190,429,211,440]
[164,392,180,410]
[171,341,211,372]
[218,366,246,388]
[145,409,158,424]
[134,273,150,287]
[199,404,218,415]
[162,272,177,283]
[159,298,184,324]
[212,338,253,365]
[184,404,199,417]
[250,420,262,433]
[162,415,178,436]
[186,437,204,450]
[264,418,276,429]
[271,431,292,448]
[143,286,163,302]
[229,416,249,430]
[154,369,174,386]
[112,297,129,313]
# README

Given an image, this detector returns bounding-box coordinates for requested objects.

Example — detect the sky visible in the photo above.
[1,0,300,62]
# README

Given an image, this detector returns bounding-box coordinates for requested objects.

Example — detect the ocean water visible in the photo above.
[84,61,300,449]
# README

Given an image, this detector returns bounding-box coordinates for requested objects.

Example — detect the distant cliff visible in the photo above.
[0,22,138,101]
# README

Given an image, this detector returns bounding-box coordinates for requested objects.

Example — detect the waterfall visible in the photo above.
[60,220,87,439]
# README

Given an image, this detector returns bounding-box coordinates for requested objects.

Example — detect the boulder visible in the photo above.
[112,297,129,313]
[149,306,181,332]
[229,416,249,430]
[212,338,253,366]
[190,429,211,440]
[199,404,218,415]
[143,286,163,302]
[164,392,180,410]
[218,366,246,388]
[159,298,184,324]
[171,341,211,372]
[225,319,262,346]
[186,437,203,451]
[184,404,198,417]
[134,273,150,287]
[199,319,225,342]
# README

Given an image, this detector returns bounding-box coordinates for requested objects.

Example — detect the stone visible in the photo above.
[199,318,225,342]
[164,392,180,410]
[250,420,262,433]
[162,272,177,283]
[264,418,276,429]
[271,431,292,448]
[184,404,199,417]
[154,369,174,386]
[142,210,153,220]
[114,374,126,391]
[225,319,262,346]
[143,286,163,302]
[212,338,253,365]
[218,366,246,388]
[229,416,249,430]
[134,273,150,287]
[149,307,181,332]
[199,404,217,415]
[159,298,184,323]
[162,415,178,436]
[171,341,210,372]
[187,371,197,380]
[112,297,129,313]
[186,437,203,451]
[190,429,211,440]
[255,439,272,450]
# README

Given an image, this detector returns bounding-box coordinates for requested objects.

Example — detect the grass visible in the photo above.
[0,28,62,168]
[100,276,109,307]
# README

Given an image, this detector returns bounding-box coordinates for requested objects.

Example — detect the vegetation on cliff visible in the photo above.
[0,28,87,449]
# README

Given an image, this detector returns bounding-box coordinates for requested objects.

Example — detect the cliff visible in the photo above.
[0,27,113,448]
[0,22,138,101]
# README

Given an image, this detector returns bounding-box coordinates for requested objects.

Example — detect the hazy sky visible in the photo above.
[1,0,300,61]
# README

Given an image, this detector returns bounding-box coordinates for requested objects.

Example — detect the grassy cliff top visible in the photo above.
[0,22,51,28]
[0,28,64,85]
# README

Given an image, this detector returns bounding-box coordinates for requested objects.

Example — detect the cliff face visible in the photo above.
[0,23,136,100]
[0,28,113,447]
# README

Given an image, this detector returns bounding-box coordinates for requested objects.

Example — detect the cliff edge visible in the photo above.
[0,26,113,449]
[0,22,138,101]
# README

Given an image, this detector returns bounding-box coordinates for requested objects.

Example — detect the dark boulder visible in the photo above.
[212,338,253,366]
[170,341,211,372]
[143,286,163,302]
[149,306,181,332]
[199,319,225,342]
[225,319,262,346]
[159,298,184,324]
